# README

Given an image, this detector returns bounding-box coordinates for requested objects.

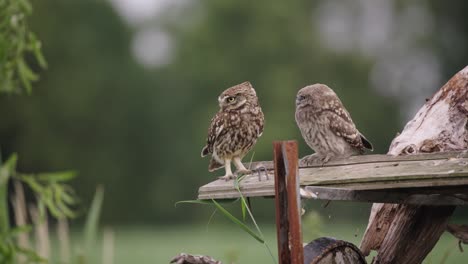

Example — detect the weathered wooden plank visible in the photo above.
[197,176,468,200]
[301,186,468,205]
[324,178,468,190]
[198,173,274,200]
[299,157,468,186]
[197,152,468,200]
[245,151,468,171]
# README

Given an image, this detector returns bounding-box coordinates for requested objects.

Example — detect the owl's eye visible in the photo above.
[297,95,306,102]
[226,97,236,103]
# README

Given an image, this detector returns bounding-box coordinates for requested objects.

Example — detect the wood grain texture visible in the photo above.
[283,141,303,264]
[360,65,468,264]
[197,151,468,200]
[303,237,366,264]
[375,205,455,264]
[273,142,290,264]
[301,186,468,205]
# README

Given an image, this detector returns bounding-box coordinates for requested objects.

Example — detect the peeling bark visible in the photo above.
[360,65,468,264]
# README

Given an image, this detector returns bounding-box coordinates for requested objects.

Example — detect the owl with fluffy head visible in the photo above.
[295,84,372,165]
[201,82,264,180]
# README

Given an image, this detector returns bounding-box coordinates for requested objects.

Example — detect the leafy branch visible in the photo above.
[0,0,47,94]
[0,153,79,263]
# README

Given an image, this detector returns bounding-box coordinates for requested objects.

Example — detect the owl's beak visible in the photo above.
[296,95,305,106]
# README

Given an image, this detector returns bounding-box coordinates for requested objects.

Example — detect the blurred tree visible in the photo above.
[1,0,466,224]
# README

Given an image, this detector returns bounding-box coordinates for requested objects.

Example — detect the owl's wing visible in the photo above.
[326,109,365,152]
[201,112,226,157]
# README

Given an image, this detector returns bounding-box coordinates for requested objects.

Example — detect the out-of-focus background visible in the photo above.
[1,0,467,263]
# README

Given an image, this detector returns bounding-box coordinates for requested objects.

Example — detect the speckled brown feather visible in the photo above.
[202,81,264,172]
[295,84,372,163]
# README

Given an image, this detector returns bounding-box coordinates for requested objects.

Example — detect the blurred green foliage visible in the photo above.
[0,0,467,225]
[0,0,46,94]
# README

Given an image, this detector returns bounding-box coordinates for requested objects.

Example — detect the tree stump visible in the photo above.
[360,66,468,263]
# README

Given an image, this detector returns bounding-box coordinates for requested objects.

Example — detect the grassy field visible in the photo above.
[58,221,466,264]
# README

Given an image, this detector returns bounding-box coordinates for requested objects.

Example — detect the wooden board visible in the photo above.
[301,186,468,205]
[197,151,468,203]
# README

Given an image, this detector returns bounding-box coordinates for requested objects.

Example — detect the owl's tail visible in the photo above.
[201,145,210,157]
[208,158,224,172]
[360,133,374,151]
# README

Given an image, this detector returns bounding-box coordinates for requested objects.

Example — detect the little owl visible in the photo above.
[201,81,264,181]
[295,84,372,166]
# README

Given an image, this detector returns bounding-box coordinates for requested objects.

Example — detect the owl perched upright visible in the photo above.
[201,82,264,181]
[295,84,373,166]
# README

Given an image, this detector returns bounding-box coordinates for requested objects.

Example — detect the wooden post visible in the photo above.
[360,65,468,263]
[274,141,304,264]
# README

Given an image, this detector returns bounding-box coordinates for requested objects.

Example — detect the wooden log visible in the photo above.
[375,205,455,263]
[446,224,468,244]
[360,65,468,263]
[170,253,221,264]
[446,224,468,252]
[303,237,367,264]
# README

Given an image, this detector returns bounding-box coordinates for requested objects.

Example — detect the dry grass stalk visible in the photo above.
[30,205,50,259]
[12,181,30,264]
[102,227,115,264]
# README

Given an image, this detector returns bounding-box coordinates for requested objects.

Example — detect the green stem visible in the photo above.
[0,148,10,234]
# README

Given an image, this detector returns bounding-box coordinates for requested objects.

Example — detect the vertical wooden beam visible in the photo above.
[274,141,303,264]
[274,141,290,263]
[283,141,304,264]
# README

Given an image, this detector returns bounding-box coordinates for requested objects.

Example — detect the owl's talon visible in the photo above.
[251,165,269,181]
[300,154,321,167]
[218,174,237,181]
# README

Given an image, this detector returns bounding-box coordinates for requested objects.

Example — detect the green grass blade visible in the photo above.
[83,186,104,260]
[234,176,248,221]
[0,153,17,234]
[211,199,264,243]
[234,174,277,264]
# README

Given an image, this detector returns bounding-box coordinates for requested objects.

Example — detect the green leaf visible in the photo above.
[16,246,46,263]
[211,199,264,243]
[240,198,247,221]
[37,171,77,182]
[8,225,32,238]
[17,58,38,93]
[234,176,247,221]
[17,0,33,14]
[28,33,47,68]
[2,154,18,173]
